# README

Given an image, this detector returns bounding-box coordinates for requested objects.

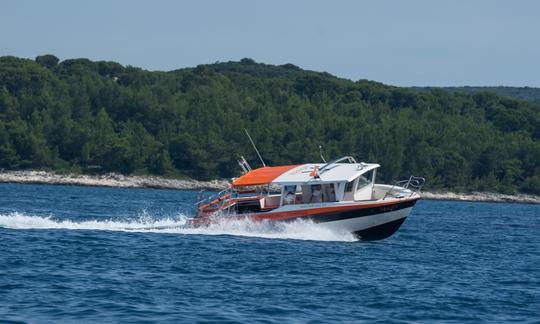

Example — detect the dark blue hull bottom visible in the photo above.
[352,217,407,241]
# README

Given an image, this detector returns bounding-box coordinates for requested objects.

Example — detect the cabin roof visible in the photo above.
[231,163,380,187]
[273,163,380,185]
[231,165,301,187]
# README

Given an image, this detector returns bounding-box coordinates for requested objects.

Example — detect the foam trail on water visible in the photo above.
[163,218,357,242]
[0,212,356,242]
[0,212,188,231]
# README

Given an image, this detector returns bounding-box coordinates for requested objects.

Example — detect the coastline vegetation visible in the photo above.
[411,86,540,104]
[0,55,539,194]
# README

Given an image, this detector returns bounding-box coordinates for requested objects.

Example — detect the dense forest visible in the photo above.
[0,55,539,194]
[412,86,540,104]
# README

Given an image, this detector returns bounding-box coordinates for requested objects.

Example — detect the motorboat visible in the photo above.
[193,156,424,241]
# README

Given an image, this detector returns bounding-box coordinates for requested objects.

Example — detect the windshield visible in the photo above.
[356,170,373,191]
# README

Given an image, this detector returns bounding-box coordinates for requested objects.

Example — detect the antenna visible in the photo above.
[319,145,327,163]
[244,129,266,167]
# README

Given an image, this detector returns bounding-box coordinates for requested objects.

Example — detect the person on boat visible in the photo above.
[284,190,295,205]
[327,184,336,202]
[311,185,322,203]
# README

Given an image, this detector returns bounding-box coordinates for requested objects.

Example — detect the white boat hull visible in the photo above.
[195,197,419,241]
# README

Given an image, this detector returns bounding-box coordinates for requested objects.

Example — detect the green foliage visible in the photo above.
[412,86,540,104]
[0,55,539,195]
[35,54,60,69]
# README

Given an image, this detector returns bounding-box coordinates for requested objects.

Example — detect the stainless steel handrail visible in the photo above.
[383,176,425,200]
[195,188,231,207]
[318,156,357,174]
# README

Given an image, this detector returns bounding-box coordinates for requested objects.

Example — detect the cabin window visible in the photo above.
[345,181,354,193]
[322,184,336,202]
[310,184,323,203]
[356,170,373,192]
[282,185,302,205]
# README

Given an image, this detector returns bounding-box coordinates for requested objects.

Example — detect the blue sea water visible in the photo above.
[0,183,539,323]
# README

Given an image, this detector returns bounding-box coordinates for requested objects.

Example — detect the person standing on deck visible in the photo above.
[311,185,322,203]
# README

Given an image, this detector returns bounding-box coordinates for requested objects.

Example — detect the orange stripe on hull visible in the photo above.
[250,197,420,222]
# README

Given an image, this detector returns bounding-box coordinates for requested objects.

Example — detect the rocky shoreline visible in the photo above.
[0,170,538,204]
[421,191,539,204]
[0,170,229,191]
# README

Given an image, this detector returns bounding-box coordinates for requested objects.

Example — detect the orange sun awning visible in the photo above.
[232,165,300,187]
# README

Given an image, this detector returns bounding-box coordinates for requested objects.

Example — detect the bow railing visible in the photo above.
[383,176,425,200]
[195,188,232,209]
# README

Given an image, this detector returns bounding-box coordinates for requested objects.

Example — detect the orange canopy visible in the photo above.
[232,165,300,187]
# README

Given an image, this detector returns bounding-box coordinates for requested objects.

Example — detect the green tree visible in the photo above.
[0,55,538,194]
[35,54,59,69]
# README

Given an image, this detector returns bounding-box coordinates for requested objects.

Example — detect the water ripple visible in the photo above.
[0,184,538,322]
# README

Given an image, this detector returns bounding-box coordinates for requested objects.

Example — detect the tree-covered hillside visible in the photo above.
[411,86,540,103]
[0,55,539,194]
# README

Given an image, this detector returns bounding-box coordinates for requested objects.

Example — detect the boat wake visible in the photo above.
[0,212,356,242]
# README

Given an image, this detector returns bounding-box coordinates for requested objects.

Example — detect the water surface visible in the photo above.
[0,183,538,322]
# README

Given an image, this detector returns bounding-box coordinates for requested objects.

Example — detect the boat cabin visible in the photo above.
[223,156,380,214]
